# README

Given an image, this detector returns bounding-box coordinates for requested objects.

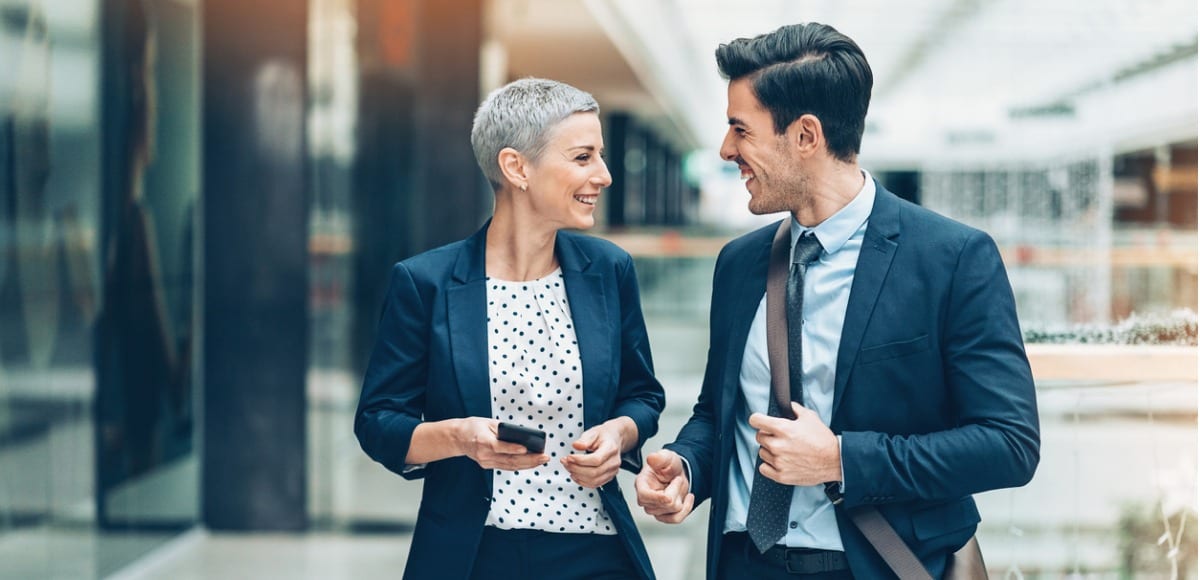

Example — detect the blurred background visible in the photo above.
[0,0,1195,578]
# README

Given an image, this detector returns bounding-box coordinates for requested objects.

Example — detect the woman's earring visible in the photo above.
[520,184,528,192]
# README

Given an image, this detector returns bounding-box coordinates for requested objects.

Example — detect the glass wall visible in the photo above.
[0,1,105,575]
[95,0,200,530]
[0,0,200,575]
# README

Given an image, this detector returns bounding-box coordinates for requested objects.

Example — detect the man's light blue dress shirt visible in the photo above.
[723,172,876,550]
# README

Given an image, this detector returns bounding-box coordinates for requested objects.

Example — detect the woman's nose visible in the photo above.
[594,158,613,187]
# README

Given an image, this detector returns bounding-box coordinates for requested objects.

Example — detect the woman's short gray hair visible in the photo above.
[471,78,599,191]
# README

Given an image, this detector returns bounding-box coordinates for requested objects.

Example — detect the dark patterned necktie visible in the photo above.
[745,233,823,553]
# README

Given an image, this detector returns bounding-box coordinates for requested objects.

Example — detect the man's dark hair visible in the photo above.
[716,23,873,163]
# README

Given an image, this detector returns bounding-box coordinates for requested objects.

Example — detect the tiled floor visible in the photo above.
[109,530,414,580]
[0,526,179,579]
[108,527,703,580]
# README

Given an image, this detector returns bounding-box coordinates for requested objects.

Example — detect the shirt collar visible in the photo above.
[790,169,876,256]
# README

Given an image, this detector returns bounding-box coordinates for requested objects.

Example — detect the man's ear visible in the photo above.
[497,147,530,191]
[787,114,824,159]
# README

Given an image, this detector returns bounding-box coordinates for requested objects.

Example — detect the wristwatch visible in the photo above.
[823,481,843,505]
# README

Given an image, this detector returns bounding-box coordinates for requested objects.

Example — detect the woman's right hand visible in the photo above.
[457,417,550,471]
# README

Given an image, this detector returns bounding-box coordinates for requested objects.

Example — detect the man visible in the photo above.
[634,22,1040,580]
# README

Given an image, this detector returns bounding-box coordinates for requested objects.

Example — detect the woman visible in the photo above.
[355,78,665,580]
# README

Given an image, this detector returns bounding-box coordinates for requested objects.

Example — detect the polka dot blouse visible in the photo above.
[483,268,615,535]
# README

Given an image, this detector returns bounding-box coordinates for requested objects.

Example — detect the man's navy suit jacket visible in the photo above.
[666,184,1040,579]
[355,222,665,580]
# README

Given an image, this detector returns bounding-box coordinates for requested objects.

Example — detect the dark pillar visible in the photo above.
[351,72,415,374]
[352,0,416,373]
[351,0,484,374]
[626,127,647,225]
[410,0,487,251]
[687,183,701,223]
[644,135,665,225]
[605,113,630,228]
[202,0,309,531]
[665,150,682,226]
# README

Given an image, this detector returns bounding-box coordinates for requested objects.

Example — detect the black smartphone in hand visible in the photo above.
[497,422,546,454]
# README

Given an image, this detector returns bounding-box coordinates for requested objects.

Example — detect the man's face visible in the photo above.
[718,78,808,215]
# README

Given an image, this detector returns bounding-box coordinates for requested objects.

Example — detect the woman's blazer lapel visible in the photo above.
[446,224,492,421]
[557,233,612,430]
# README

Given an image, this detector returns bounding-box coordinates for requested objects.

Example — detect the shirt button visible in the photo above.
[789,521,798,529]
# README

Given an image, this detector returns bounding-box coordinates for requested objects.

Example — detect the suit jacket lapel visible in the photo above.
[722,224,775,417]
[558,234,610,429]
[832,186,900,418]
[447,221,492,420]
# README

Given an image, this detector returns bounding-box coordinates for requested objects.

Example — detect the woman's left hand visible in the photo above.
[561,417,635,488]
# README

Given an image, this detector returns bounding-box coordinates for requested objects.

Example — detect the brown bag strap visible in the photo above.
[765,220,795,418]
[765,218,934,580]
[847,506,935,580]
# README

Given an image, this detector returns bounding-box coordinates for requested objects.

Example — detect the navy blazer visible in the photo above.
[355,221,665,580]
[666,185,1040,579]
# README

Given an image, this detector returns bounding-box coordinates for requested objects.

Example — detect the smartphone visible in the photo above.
[497,422,546,454]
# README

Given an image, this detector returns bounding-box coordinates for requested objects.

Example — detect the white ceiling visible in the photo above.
[488,0,696,149]
[491,0,1198,165]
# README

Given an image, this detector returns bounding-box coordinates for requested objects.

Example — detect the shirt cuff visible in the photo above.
[679,454,693,484]
[836,435,845,493]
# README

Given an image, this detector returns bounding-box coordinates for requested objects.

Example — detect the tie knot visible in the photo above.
[792,234,823,266]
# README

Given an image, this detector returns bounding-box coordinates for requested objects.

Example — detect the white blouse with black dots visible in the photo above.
[483,268,616,535]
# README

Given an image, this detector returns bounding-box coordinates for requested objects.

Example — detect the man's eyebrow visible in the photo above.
[728,117,746,127]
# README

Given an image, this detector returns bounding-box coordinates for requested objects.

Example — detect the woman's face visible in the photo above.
[523,113,611,230]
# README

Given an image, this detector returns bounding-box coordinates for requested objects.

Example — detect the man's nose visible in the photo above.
[719,129,737,161]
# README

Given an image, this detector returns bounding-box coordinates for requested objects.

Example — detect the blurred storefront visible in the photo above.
[0,0,697,575]
[0,0,1194,577]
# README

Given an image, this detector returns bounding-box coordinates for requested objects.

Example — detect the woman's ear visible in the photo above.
[497,147,530,191]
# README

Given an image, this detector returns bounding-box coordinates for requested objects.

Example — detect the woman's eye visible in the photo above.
[575,154,591,162]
